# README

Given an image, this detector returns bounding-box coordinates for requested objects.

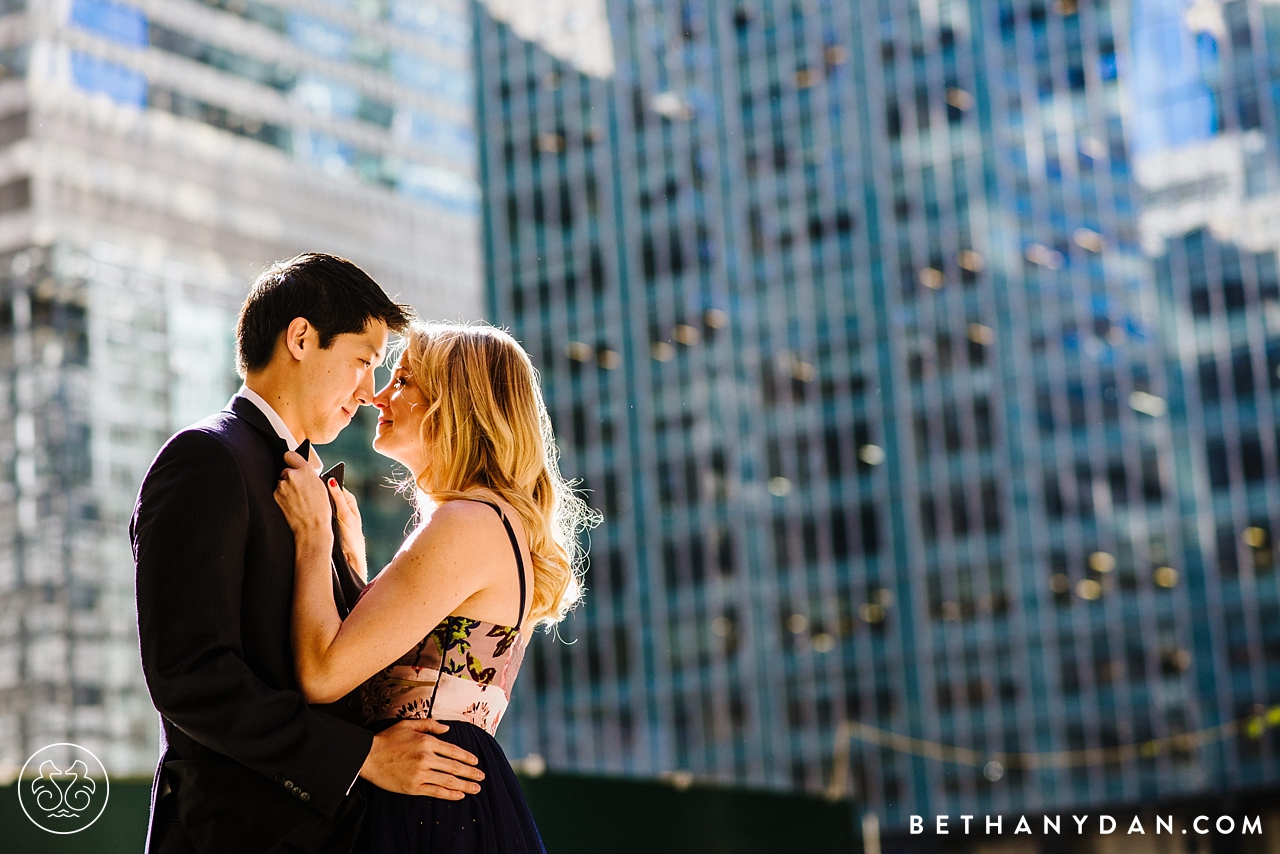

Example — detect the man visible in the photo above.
[133,254,484,854]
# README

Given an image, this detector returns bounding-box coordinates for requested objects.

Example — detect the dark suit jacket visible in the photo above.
[132,395,374,854]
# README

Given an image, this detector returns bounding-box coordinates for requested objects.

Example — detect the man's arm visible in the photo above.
[133,430,373,816]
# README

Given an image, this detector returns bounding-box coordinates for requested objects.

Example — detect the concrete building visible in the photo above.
[0,0,481,779]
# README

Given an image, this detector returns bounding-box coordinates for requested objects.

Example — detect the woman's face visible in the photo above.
[371,353,429,474]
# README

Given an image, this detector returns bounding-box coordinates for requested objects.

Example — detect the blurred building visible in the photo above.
[478,0,1280,827]
[0,0,481,779]
[1136,0,1280,812]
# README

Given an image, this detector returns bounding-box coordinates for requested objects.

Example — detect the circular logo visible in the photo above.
[17,743,110,834]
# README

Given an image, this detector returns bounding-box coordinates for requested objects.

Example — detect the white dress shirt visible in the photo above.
[238,385,322,468]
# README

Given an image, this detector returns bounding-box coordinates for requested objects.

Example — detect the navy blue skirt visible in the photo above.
[355,719,546,854]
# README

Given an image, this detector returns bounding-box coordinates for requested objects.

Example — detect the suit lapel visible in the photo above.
[227,395,366,613]
[228,395,290,462]
[331,537,364,617]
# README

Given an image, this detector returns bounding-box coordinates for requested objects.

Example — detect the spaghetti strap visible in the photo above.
[467,499,528,631]
[355,492,545,854]
[424,498,529,721]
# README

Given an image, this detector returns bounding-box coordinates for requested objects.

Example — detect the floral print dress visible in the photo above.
[358,501,528,737]
[359,614,526,735]
[353,499,547,854]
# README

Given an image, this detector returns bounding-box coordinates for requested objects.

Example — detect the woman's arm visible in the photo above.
[274,453,504,704]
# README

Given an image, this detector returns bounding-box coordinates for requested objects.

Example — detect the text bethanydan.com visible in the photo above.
[910,814,1262,836]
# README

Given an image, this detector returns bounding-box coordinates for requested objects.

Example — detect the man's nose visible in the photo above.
[356,373,376,406]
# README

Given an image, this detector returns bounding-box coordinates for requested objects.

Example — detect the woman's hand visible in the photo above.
[328,479,368,581]
[274,451,334,551]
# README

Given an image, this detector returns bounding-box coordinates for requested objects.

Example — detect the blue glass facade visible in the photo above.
[1141,0,1280,800]
[1129,0,1220,153]
[63,0,478,212]
[476,0,1280,826]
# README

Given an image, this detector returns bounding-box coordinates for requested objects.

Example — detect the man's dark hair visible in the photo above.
[236,253,412,375]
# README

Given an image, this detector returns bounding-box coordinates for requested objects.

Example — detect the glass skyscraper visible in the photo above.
[1140,0,1280,809]
[0,0,481,779]
[477,0,1280,825]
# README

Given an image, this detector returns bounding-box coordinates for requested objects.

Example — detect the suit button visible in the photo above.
[275,775,284,786]
[300,792,311,802]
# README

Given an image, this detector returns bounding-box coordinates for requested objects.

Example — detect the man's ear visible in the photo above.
[284,317,312,362]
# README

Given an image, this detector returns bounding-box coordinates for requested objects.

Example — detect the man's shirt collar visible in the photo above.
[238,385,322,467]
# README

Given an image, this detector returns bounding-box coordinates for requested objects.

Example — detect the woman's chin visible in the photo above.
[371,436,404,466]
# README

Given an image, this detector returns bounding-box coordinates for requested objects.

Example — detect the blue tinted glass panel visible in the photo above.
[293,74,359,119]
[70,50,147,106]
[294,129,355,173]
[1129,0,1218,153]
[403,110,475,165]
[286,11,351,60]
[392,51,472,106]
[389,0,470,48]
[69,0,148,47]
[1097,53,1118,81]
[398,163,478,214]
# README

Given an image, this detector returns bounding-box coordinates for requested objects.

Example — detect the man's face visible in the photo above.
[296,319,389,444]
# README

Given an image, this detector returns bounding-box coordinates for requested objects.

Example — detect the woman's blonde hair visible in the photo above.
[399,321,599,627]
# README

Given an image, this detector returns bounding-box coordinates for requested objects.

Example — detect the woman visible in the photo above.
[274,321,597,853]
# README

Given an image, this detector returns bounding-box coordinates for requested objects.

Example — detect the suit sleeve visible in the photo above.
[132,429,373,817]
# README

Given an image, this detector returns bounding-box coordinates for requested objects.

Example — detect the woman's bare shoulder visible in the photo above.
[398,499,507,558]
[431,497,504,526]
